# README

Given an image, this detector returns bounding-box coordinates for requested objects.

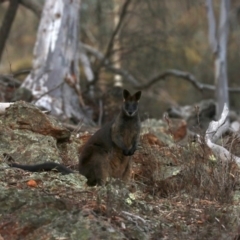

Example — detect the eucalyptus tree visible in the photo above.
[21,0,93,124]
[206,0,230,118]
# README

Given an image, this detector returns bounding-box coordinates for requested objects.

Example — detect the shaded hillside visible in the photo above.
[0,102,240,239]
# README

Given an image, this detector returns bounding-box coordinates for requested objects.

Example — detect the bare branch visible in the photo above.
[91,0,132,84]
[206,104,229,143]
[137,69,215,91]
[0,0,19,62]
[79,46,94,83]
[20,0,43,18]
[82,44,240,93]
[104,0,132,59]
[12,69,31,77]
[81,43,139,86]
[121,211,146,224]
[105,65,139,86]
[0,74,21,87]
[137,69,240,93]
[205,0,218,53]
[81,43,105,62]
[205,104,240,167]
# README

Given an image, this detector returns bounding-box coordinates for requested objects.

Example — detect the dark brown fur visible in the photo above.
[79,89,141,186]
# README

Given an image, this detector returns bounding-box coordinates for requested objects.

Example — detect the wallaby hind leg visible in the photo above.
[121,157,132,182]
[92,152,110,186]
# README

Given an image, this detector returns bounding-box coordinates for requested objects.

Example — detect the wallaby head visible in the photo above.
[122,89,141,117]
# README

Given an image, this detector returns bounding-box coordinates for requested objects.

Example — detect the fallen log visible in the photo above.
[205,104,240,166]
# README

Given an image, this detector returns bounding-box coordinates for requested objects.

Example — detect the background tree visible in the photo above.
[0,0,19,62]
[0,0,240,121]
[20,0,93,124]
[206,0,230,118]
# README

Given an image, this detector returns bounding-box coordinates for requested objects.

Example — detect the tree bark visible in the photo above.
[215,0,230,118]
[206,0,230,118]
[19,0,43,18]
[205,104,240,167]
[22,0,93,125]
[0,0,19,63]
[112,0,123,87]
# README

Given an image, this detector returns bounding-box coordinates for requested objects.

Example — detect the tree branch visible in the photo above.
[137,69,215,91]
[121,211,146,224]
[79,46,94,83]
[82,43,240,93]
[137,69,240,92]
[81,43,139,86]
[19,0,43,18]
[104,0,132,59]
[205,0,218,53]
[0,0,19,63]
[92,0,132,84]
[205,104,240,167]
[0,74,21,87]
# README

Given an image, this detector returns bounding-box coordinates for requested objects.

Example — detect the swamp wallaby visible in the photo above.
[7,89,141,186]
[79,89,141,185]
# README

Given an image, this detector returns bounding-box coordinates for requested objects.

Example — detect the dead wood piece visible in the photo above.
[121,211,146,224]
[0,103,14,114]
[205,104,240,166]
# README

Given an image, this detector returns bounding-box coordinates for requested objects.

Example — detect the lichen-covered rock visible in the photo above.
[0,102,83,167]
[141,118,174,146]
[0,174,126,240]
[3,101,70,140]
[0,124,62,164]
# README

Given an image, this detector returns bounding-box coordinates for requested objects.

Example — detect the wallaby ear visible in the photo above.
[123,89,130,100]
[134,91,141,101]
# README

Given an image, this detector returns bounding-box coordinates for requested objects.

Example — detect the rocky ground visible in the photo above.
[0,102,240,240]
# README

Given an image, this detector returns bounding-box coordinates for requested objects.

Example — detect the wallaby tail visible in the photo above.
[9,162,73,175]
[4,153,73,174]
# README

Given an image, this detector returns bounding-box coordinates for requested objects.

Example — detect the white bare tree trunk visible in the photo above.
[22,0,92,124]
[206,0,230,119]
[113,0,123,87]
[205,104,240,167]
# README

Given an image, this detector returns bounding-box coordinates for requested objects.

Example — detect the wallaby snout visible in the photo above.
[124,104,137,116]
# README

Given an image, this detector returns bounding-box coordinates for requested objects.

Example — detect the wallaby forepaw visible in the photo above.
[123,149,130,156]
[128,149,136,156]
[123,148,136,156]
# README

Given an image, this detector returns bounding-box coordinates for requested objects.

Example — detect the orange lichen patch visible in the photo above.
[141,133,166,148]
[27,179,37,187]
[79,134,92,145]
[78,133,92,152]
[166,118,187,141]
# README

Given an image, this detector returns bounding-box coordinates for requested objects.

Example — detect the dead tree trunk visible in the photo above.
[112,0,123,87]
[206,0,230,118]
[21,0,93,124]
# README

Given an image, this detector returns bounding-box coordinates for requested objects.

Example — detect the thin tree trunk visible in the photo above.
[92,0,131,85]
[21,0,93,124]
[206,0,230,118]
[215,0,230,118]
[0,0,19,63]
[19,0,43,18]
[112,0,123,87]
